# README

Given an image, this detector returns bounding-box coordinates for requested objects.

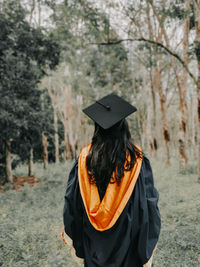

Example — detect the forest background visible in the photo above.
[1,0,200,182]
[0,0,200,266]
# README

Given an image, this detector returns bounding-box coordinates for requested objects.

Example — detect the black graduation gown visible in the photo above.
[63,155,161,267]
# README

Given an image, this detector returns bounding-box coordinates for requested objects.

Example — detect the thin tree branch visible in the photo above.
[87,38,197,86]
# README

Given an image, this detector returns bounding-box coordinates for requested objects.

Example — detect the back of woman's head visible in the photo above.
[86,119,141,195]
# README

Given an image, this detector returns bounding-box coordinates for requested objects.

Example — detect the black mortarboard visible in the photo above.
[82,93,137,129]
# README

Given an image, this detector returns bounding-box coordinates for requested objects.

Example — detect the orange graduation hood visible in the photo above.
[78,144,143,231]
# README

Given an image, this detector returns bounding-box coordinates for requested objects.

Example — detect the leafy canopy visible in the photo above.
[0,1,60,176]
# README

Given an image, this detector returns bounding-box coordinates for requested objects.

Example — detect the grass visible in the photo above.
[152,157,200,267]
[0,157,200,267]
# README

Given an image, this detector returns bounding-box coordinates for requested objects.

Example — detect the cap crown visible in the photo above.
[82,93,137,129]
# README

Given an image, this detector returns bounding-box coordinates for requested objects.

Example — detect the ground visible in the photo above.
[0,175,38,192]
[0,154,200,267]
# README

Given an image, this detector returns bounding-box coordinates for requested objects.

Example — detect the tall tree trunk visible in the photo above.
[29,0,35,24]
[28,147,34,176]
[68,119,75,159]
[64,129,71,160]
[155,67,171,165]
[40,87,49,169]
[54,109,60,164]
[176,0,190,167]
[38,0,41,26]
[5,139,13,183]
[197,57,200,180]
[146,86,154,155]
[141,63,153,154]
[198,92,200,181]
[194,0,200,180]
[149,9,170,162]
[175,71,188,167]
[42,133,48,169]
[136,108,146,149]
[149,67,158,155]
[147,2,158,156]
[149,0,190,164]
[197,63,200,180]
[190,93,196,157]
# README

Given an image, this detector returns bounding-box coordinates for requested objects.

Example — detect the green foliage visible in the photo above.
[86,44,131,90]
[189,3,195,30]
[137,43,160,68]
[193,41,200,61]
[162,4,189,20]
[187,41,200,61]
[160,0,195,31]
[49,0,133,104]
[0,1,60,180]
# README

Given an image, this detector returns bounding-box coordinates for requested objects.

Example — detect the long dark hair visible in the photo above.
[86,119,142,198]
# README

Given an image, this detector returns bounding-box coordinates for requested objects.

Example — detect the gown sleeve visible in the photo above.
[137,155,161,265]
[63,159,84,259]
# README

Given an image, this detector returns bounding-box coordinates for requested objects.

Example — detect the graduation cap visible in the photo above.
[82,93,137,129]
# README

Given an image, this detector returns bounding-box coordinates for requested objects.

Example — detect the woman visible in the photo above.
[62,93,161,267]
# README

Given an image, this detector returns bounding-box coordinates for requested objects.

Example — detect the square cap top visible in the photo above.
[82,93,137,129]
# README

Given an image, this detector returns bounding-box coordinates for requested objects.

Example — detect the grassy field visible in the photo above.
[0,155,200,267]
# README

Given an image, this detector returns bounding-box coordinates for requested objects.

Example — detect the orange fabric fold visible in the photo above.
[78,144,143,231]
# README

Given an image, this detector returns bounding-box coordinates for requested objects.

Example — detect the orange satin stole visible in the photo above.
[78,144,143,231]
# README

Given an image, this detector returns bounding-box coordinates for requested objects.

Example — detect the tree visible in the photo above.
[41,0,135,158]
[0,1,60,183]
[193,0,200,180]
[90,0,200,177]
